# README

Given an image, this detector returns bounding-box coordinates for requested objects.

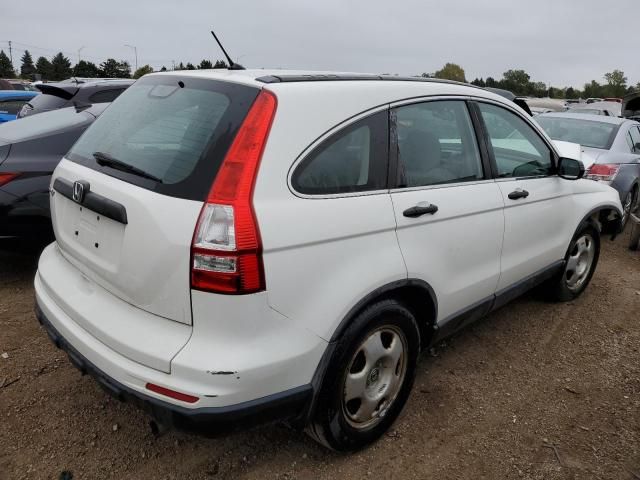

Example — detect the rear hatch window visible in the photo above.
[67,75,260,201]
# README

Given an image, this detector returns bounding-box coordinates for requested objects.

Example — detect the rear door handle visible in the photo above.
[508,188,529,200]
[403,202,438,218]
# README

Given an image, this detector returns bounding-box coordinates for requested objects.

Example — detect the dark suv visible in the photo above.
[18,79,134,118]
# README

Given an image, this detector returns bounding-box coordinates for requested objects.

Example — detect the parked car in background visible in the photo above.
[604,98,623,104]
[1,79,39,91]
[622,91,640,121]
[537,112,640,227]
[530,107,554,116]
[0,90,39,123]
[484,87,533,115]
[0,103,108,239]
[586,98,603,104]
[34,70,622,452]
[18,79,133,118]
[526,97,567,113]
[568,101,622,117]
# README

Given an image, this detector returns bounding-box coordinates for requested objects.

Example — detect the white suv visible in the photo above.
[34,70,622,451]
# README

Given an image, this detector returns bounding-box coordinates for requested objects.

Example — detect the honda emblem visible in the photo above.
[72,181,86,204]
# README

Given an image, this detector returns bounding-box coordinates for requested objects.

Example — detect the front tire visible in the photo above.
[307,299,420,451]
[546,223,600,302]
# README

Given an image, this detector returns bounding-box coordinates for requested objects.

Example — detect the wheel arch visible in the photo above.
[576,204,623,238]
[329,279,438,349]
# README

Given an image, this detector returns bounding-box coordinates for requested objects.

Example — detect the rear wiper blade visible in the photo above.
[93,151,163,183]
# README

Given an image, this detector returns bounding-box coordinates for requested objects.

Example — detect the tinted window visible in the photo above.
[478,103,552,178]
[292,111,388,195]
[88,88,126,103]
[536,116,618,150]
[0,99,30,115]
[394,101,483,187]
[67,75,259,202]
[27,94,68,112]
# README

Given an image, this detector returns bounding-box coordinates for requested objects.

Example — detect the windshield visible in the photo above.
[536,116,618,150]
[67,75,259,202]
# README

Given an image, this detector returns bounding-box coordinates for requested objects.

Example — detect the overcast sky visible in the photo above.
[3,0,638,88]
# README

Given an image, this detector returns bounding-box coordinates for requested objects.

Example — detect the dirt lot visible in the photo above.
[1,233,639,480]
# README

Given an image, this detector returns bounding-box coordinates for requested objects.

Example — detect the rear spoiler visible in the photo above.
[35,83,79,100]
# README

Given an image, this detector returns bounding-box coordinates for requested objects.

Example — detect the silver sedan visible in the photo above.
[537,112,640,227]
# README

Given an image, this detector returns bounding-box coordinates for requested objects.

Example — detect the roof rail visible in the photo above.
[255,74,483,90]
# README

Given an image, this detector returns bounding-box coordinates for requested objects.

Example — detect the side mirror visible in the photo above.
[558,157,585,180]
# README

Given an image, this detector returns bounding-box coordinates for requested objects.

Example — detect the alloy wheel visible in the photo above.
[341,326,408,430]
[565,233,595,291]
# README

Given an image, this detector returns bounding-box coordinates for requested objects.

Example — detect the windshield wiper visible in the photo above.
[93,151,163,183]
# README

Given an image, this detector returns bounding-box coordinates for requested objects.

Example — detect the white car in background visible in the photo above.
[34,70,622,451]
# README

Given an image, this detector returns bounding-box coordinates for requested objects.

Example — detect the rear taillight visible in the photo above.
[191,90,277,294]
[0,173,19,187]
[585,164,620,182]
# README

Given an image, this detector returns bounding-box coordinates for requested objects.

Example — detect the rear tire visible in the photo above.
[307,299,420,451]
[621,187,638,231]
[546,223,600,302]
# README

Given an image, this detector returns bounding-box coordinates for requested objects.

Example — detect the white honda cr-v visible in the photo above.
[34,70,622,451]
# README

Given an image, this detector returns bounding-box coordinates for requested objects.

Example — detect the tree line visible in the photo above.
[425,63,637,99]
[1,50,637,99]
[0,49,228,81]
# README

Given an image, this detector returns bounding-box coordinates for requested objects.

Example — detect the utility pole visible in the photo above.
[124,44,138,72]
[78,46,85,64]
[172,60,176,71]
[7,40,13,73]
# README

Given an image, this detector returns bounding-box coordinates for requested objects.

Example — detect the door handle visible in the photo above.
[508,188,529,200]
[403,202,438,218]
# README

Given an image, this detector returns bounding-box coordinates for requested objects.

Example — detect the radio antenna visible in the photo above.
[210,30,245,70]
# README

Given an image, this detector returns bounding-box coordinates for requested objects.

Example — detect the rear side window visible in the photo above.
[292,111,388,195]
[27,94,68,112]
[393,100,483,187]
[0,99,30,115]
[88,88,126,103]
[67,75,259,202]
[629,126,640,153]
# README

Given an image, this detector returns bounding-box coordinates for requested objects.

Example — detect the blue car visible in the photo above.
[0,90,38,123]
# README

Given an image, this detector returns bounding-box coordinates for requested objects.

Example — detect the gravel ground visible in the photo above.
[0,232,639,480]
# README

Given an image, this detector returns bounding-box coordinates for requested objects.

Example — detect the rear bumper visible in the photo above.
[35,302,313,434]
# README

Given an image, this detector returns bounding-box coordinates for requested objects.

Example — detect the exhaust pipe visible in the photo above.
[149,419,169,438]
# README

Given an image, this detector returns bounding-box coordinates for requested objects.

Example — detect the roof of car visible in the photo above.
[0,90,38,99]
[538,111,631,125]
[64,79,135,88]
[148,68,484,91]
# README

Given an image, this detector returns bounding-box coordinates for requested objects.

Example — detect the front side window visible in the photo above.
[478,103,552,178]
[393,100,483,187]
[292,111,388,195]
